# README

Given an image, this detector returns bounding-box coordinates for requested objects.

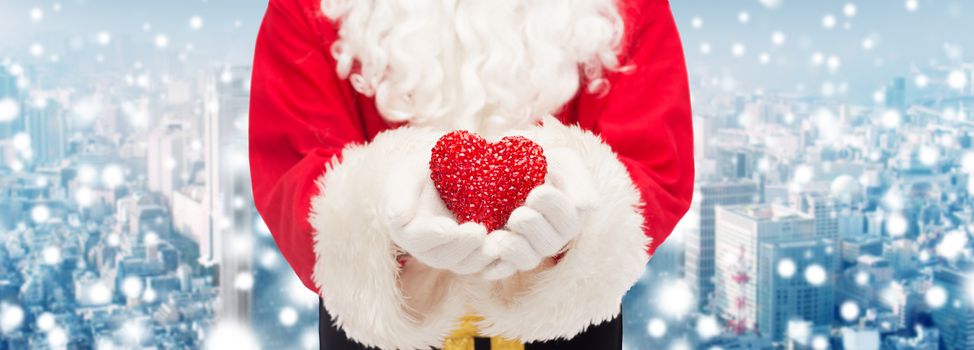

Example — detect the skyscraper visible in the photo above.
[885,77,906,112]
[685,180,758,309]
[0,68,14,97]
[147,123,189,199]
[757,238,836,340]
[24,103,66,166]
[930,265,974,350]
[205,66,254,322]
[0,69,20,139]
[714,204,817,333]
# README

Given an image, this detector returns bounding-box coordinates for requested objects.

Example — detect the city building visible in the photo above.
[929,265,974,350]
[714,204,818,335]
[24,103,66,167]
[756,238,836,340]
[885,77,907,112]
[204,66,255,322]
[685,180,758,309]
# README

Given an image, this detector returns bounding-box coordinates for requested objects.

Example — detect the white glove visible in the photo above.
[383,155,495,275]
[481,148,597,280]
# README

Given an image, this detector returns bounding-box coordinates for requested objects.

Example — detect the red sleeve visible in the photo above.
[571,0,695,255]
[249,0,364,293]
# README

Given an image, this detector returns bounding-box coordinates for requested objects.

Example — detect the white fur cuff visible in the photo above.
[469,118,651,342]
[309,127,468,350]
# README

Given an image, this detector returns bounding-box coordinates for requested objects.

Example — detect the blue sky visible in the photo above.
[2,0,971,103]
[670,0,974,102]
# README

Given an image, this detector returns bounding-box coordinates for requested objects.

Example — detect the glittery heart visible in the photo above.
[429,130,547,232]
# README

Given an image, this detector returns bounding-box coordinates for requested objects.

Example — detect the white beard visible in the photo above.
[321,0,624,137]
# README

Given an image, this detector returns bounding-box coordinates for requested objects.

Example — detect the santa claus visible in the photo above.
[248,0,694,348]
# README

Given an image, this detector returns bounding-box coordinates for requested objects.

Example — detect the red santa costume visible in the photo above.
[249,0,694,348]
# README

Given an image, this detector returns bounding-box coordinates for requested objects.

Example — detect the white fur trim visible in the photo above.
[468,117,651,342]
[309,127,469,350]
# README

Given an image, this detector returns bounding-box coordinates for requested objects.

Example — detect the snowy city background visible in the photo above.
[0,0,972,349]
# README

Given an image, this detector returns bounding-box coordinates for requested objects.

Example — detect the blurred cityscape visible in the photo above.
[0,1,973,350]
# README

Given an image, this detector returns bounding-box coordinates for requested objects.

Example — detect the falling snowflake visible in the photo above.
[771,31,786,46]
[815,108,842,141]
[759,0,782,9]
[142,288,157,303]
[145,232,159,246]
[120,321,146,345]
[738,11,750,24]
[75,187,95,207]
[811,335,829,350]
[691,16,703,29]
[885,213,908,237]
[778,259,797,278]
[72,95,102,124]
[279,307,298,327]
[947,70,967,90]
[700,42,712,55]
[107,233,122,247]
[882,282,906,310]
[840,301,860,321]
[48,327,68,347]
[915,74,929,88]
[234,272,255,291]
[843,3,858,17]
[793,164,815,184]
[0,98,18,122]
[89,282,113,305]
[32,205,51,224]
[862,37,876,50]
[731,43,746,57]
[96,31,111,45]
[42,246,61,265]
[787,320,811,342]
[154,34,169,49]
[811,52,825,66]
[30,7,44,22]
[301,328,318,349]
[232,234,254,258]
[822,14,837,29]
[102,165,124,188]
[36,312,56,332]
[905,0,919,12]
[669,339,692,350]
[646,318,667,338]
[696,315,721,339]
[29,43,44,57]
[259,249,279,269]
[190,16,204,30]
[925,285,948,309]
[12,132,31,152]
[919,145,939,166]
[826,55,841,72]
[804,264,827,286]
[121,277,144,299]
[96,338,118,350]
[205,322,260,350]
[919,249,931,263]
[656,279,694,318]
[0,304,25,334]
[854,271,870,286]
[880,109,901,128]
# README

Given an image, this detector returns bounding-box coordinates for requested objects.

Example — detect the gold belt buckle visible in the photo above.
[443,315,524,350]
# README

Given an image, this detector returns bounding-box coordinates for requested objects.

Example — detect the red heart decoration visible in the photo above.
[429,130,547,232]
